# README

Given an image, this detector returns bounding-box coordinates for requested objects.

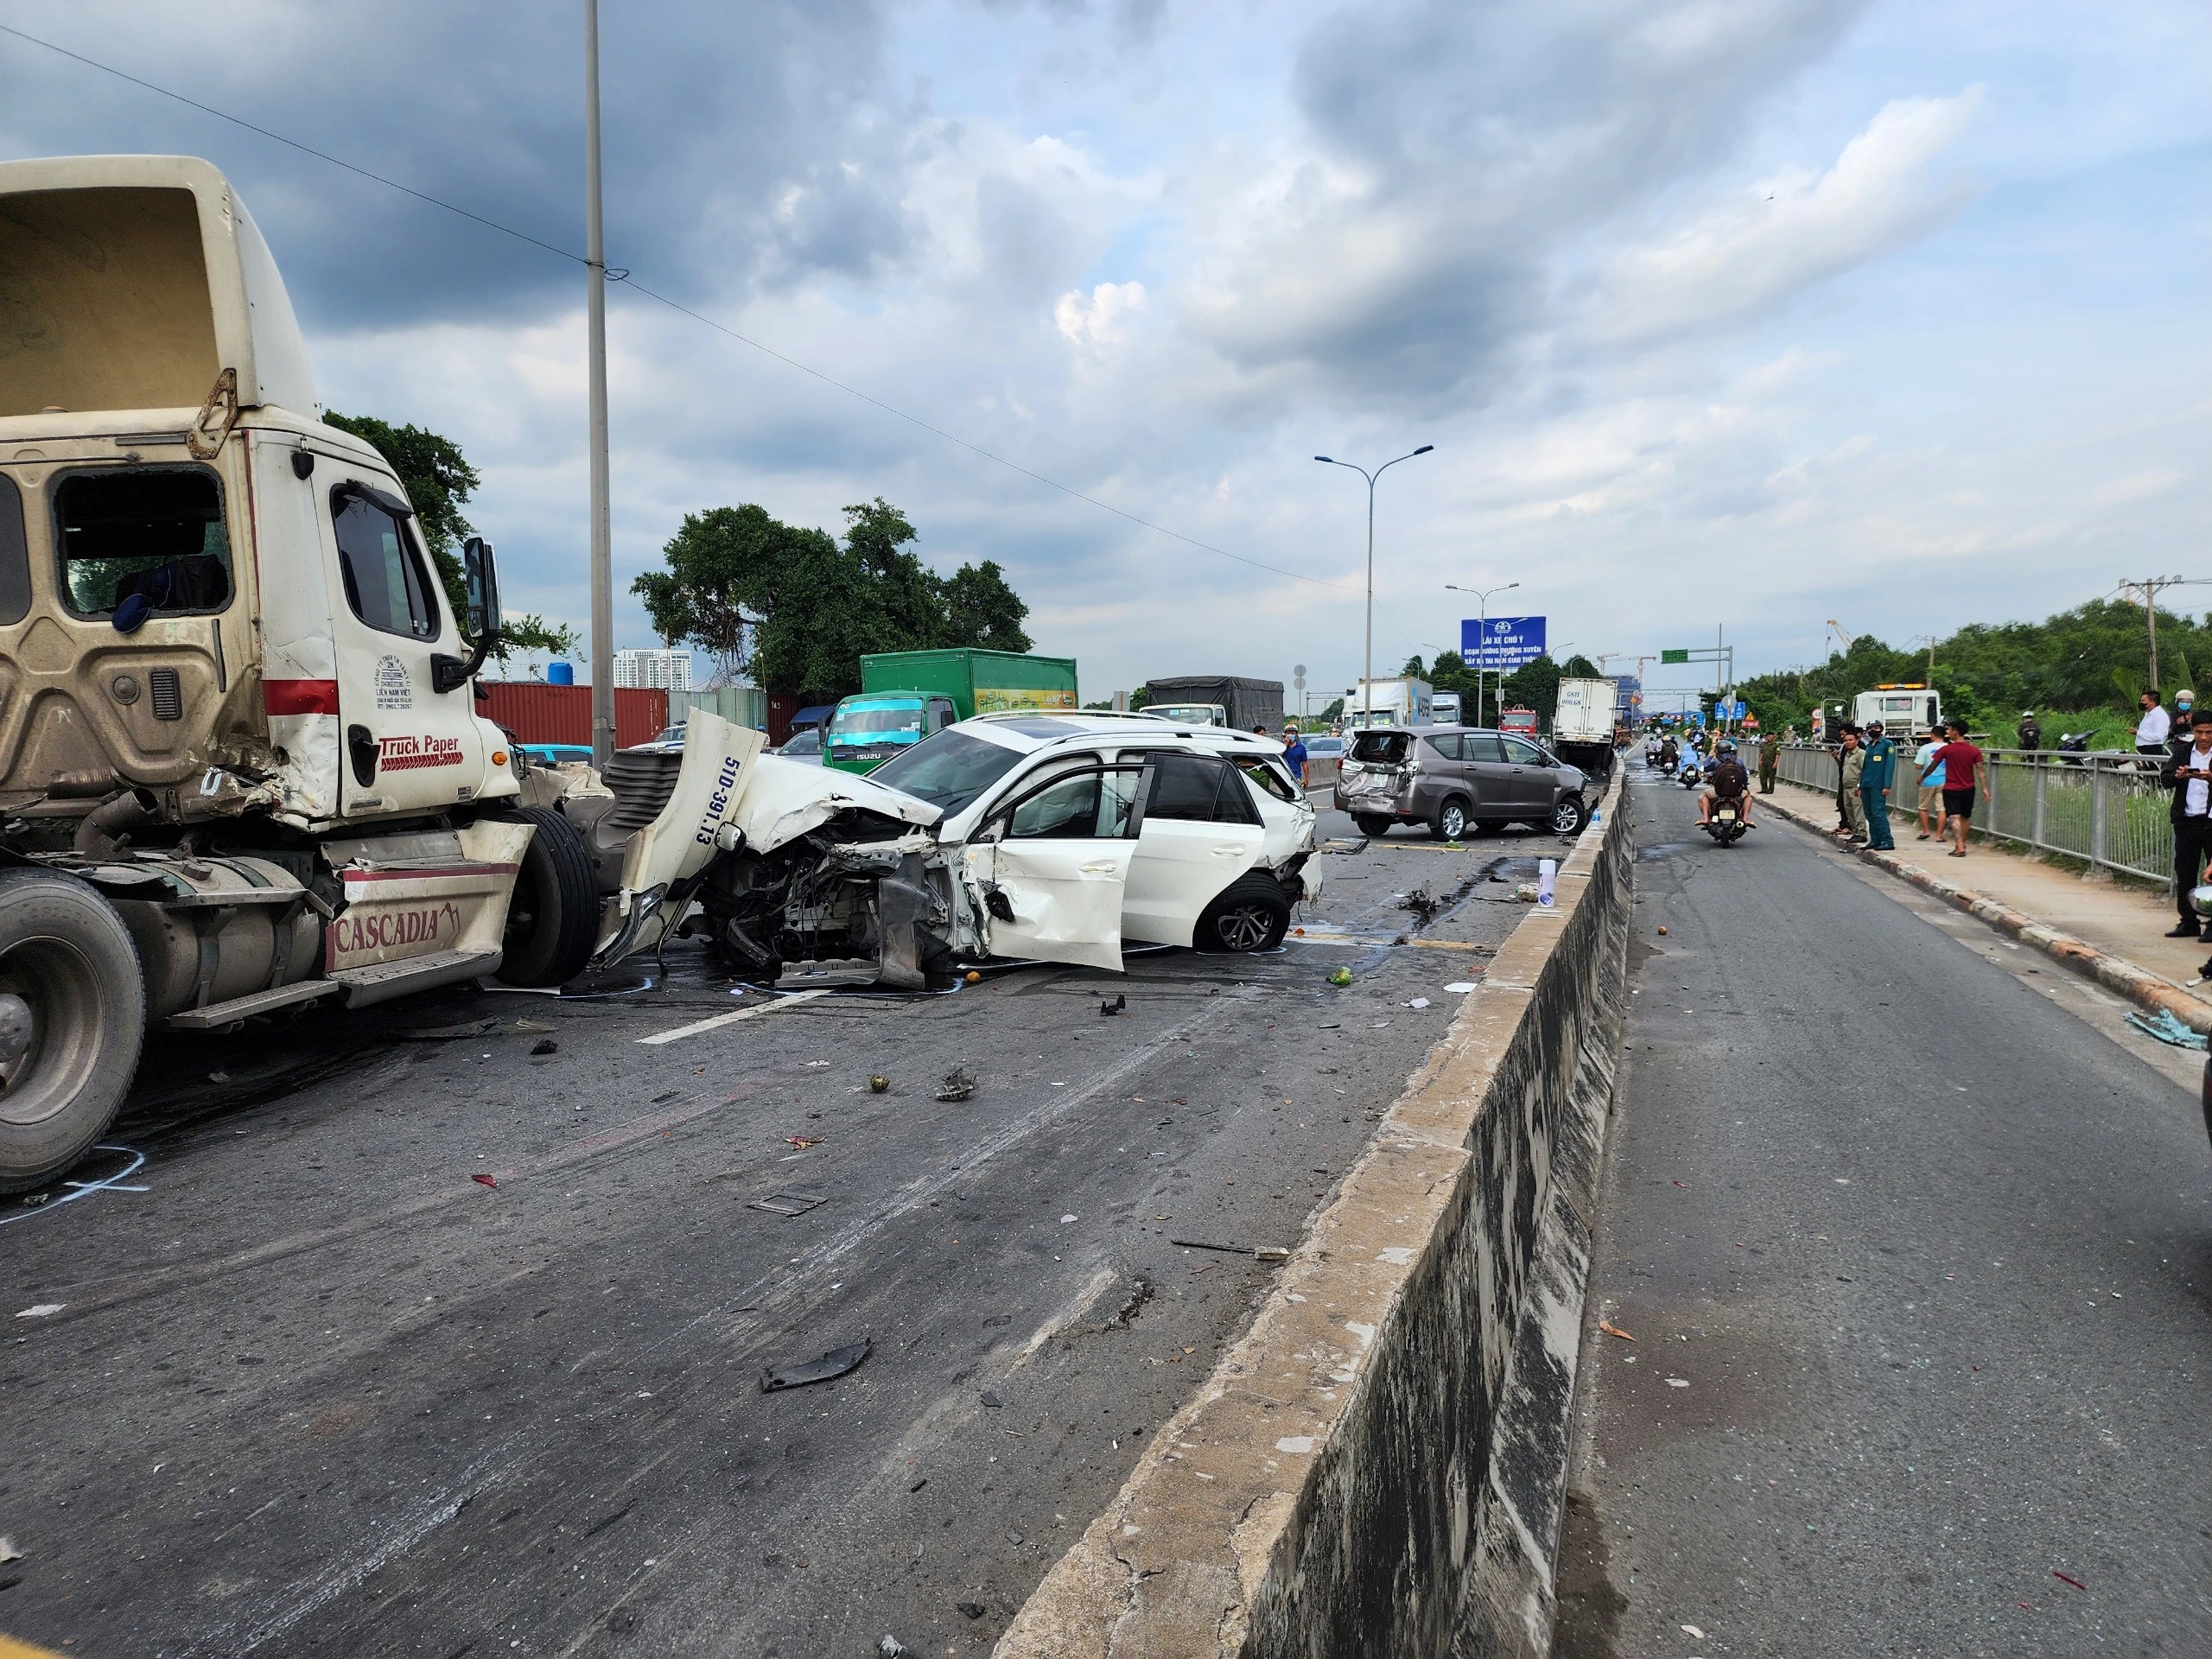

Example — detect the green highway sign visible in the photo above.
[1661,648,1691,664]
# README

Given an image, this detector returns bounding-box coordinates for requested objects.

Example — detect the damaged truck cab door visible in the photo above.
[967,765,1142,974]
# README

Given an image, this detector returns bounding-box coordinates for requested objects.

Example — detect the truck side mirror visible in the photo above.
[463,537,500,642]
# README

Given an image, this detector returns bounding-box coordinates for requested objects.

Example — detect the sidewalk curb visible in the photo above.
[1760,791,2212,1036]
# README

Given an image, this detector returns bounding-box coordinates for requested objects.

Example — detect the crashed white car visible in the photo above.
[594,709,1320,985]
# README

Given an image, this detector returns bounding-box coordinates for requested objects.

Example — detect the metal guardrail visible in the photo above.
[1774,744,2174,887]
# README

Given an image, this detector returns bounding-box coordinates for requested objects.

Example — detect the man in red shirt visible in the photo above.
[1929,720,1986,857]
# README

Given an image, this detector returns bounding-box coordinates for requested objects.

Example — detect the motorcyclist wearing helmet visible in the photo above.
[1657,734,1679,772]
[1699,738,1755,828]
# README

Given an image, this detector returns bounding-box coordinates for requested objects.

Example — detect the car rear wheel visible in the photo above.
[1549,796,1589,836]
[0,871,144,1196]
[1196,874,1291,953]
[1352,814,1395,839]
[496,807,601,988]
[1431,798,1471,841]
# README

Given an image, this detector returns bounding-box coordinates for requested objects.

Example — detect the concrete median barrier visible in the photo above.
[996,772,1634,1659]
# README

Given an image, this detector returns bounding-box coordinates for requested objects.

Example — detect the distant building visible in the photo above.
[613,649,693,692]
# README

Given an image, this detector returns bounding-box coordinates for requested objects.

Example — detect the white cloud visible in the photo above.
[1055,280,1148,348]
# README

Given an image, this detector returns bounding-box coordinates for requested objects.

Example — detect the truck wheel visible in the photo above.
[0,870,145,1195]
[1353,814,1395,839]
[496,807,601,988]
[1431,797,1471,841]
[1196,874,1290,954]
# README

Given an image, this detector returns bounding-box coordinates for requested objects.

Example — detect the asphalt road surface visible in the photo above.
[0,801,1579,1657]
[1554,762,2212,1656]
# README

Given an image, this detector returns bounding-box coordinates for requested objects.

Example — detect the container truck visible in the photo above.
[1431,690,1462,725]
[1550,677,1622,779]
[823,649,1078,774]
[1344,677,1432,728]
[1141,676,1284,733]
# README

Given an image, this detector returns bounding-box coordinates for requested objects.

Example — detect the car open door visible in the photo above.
[969,765,1141,972]
[1122,753,1266,946]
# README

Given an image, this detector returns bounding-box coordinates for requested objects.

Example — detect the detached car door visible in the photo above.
[969,765,1142,973]
[1122,753,1266,947]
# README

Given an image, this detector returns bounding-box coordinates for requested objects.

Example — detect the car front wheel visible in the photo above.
[1196,874,1291,953]
[1549,795,1589,836]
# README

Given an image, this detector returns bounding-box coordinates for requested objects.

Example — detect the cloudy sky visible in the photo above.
[3,0,2205,705]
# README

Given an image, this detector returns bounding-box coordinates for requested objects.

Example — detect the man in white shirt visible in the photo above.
[2162,707,2212,938]
[2137,690,2171,756]
[1913,732,1947,841]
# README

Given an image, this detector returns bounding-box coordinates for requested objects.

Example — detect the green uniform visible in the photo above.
[1859,736,1897,849]
[1757,734,1779,792]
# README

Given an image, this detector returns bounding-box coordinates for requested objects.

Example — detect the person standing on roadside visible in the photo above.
[1914,728,1948,841]
[1833,724,1859,835]
[1837,728,1867,843]
[2161,706,2212,940]
[1929,720,1986,857]
[2136,690,2171,759]
[2017,710,2043,752]
[1860,721,1897,849]
[1758,729,1780,794]
[1280,722,1310,789]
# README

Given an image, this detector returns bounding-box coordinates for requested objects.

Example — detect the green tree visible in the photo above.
[323,410,577,663]
[632,498,1034,697]
[1498,653,1562,720]
[1560,653,1601,678]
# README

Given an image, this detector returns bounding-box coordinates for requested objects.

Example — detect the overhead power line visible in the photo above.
[0,21,1355,592]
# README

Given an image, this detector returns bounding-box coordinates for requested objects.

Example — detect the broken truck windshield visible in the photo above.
[54,466,233,617]
[867,729,1026,814]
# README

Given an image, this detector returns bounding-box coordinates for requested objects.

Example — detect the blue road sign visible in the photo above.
[1461,614,1547,671]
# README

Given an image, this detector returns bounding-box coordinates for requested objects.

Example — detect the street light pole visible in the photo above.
[1316,446,1433,725]
[583,0,615,768]
[1445,581,1520,725]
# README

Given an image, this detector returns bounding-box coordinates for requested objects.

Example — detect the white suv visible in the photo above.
[868,711,1319,970]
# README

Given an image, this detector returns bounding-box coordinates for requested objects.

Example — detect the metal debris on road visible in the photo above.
[748,1191,829,1217]
[760,1337,870,1393]
[935,1067,976,1102]
[1173,1237,1290,1261]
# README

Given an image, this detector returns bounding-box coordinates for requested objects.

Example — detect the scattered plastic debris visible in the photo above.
[786,1136,822,1150]
[1399,889,1439,920]
[935,1067,976,1103]
[1599,1320,1636,1342]
[2123,1008,2208,1049]
[1060,1213,1078,1224]
[13,1305,62,1320]
[760,1337,870,1393]
[1327,967,1353,987]
[1444,982,1477,994]
[1173,1237,1288,1260]
[0,1537,20,1562]
[1665,1377,1688,1388]
[880,1635,912,1657]
[1408,997,1430,1009]
[1100,994,1127,1017]
[1681,1624,1707,1639]
[1317,1020,1341,1029]
[869,1075,891,1093]
[471,1173,498,1190]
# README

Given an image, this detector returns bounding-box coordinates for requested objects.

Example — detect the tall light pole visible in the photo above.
[584,0,615,767]
[1446,581,1519,726]
[1315,446,1433,726]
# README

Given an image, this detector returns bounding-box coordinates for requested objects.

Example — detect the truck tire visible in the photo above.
[0,870,145,1195]
[1431,796,1471,841]
[1352,814,1395,839]
[496,807,600,988]
[1195,874,1291,954]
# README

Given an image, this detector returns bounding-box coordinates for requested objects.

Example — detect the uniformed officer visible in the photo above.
[1757,729,1780,794]
[1860,720,1897,850]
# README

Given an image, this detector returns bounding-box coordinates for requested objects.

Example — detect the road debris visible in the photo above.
[2123,1008,2206,1048]
[1399,888,1439,920]
[1328,967,1353,986]
[1408,997,1431,1008]
[748,1191,829,1217]
[0,1537,20,1563]
[530,1039,558,1056]
[2052,1569,2087,1591]
[1173,1237,1290,1261]
[870,1075,891,1093]
[471,1173,498,1190]
[1060,1213,1078,1224]
[1444,982,1477,994]
[13,1305,63,1320]
[785,1136,822,1150]
[1656,925,1668,935]
[957,1600,987,1618]
[397,1017,500,1041]
[760,1336,870,1393]
[1599,1320,1637,1342]
[1100,994,1127,1016]
[935,1067,976,1103]
[981,1390,1003,1408]
[880,1636,912,1657]
[1681,1624,1707,1638]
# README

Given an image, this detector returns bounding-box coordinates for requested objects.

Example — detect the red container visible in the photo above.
[480,683,667,750]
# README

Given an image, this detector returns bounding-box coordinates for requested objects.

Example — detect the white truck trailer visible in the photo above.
[1549,677,1622,778]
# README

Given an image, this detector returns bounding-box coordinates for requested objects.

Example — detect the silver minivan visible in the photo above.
[1335,726,1587,839]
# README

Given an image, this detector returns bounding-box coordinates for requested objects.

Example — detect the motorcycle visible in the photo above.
[1679,759,1705,788]
[1704,798,1748,846]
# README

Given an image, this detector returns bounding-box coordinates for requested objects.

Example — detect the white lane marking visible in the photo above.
[636,988,830,1045]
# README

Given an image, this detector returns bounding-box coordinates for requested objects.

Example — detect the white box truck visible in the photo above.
[1550,678,1621,778]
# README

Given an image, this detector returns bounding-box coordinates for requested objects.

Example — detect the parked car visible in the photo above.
[1334,725,1587,839]
[777,728,826,764]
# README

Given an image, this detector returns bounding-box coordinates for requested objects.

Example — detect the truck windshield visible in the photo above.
[830,704,925,740]
[868,729,1026,814]
[54,466,232,616]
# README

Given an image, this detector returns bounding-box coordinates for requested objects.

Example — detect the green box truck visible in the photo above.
[823,650,1080,774]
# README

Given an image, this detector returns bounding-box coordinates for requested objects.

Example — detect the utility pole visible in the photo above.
[2122,576,2184,691]
[584,0,615,768]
